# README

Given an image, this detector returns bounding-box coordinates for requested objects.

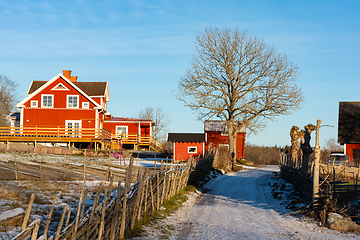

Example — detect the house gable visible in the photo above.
[17,73,103,110]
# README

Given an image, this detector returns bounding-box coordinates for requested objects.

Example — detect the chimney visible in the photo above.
[70,76,78,82]
[62,70,77,82]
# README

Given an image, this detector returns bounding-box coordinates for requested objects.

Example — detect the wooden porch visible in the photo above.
[0,126,162,151]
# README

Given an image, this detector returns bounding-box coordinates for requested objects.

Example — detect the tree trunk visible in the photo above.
[227,120,237,171]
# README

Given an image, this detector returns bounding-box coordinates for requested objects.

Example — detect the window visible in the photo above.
[65,120,81,137]
[41,95,53,108]
[31,100,38,108]
[51,83,69,91]
[82,102,89,109]
[67,95,79,108]
[116,126,128,136]
[188,147,197,153]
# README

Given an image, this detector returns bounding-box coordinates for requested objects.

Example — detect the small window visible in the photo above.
[31,100,38,108]
[82,102,89,109]
[67,95,79,108]
[116,126,128,136]
[41,95,53,108]
[188,147,197,153]
[221,132,228,136]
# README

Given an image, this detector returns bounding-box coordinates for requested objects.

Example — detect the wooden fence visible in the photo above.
[0,157,140,182]
[280,153,360,206]
[12,155,213,240]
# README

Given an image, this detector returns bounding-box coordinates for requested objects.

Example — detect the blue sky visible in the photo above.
[1,0,359,148]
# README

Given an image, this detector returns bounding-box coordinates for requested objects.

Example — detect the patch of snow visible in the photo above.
[0,208,25,222]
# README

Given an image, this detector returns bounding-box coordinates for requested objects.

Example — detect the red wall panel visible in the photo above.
[205,131,245,159]
[174,142,204,161]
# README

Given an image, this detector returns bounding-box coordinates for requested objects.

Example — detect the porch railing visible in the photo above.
[0,125,112,140]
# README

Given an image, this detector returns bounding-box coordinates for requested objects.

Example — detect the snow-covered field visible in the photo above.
[0,152,171,239]
[136,165,360,240]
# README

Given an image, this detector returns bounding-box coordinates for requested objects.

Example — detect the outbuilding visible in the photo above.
[167,133,205,161]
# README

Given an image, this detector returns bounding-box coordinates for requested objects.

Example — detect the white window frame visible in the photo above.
[188,146,197,153]
[67,95,79,108]
[116,126,128,137]
[82,102,89,109]
[41,94,54,108]
[65,120,81,137]
[31,100,38,108]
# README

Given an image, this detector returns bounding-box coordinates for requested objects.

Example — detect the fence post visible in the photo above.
[43,196,56,237]
[119,156,134,238]
[110,181,122,240]
[313,119,322,210]
[71,182,86,240]
[54,205,67,240]
[22,193,35,230]
[98,188,108,240]
[14,154,18,180]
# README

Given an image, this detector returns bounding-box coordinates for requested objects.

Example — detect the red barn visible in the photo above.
[204,120,246,159]
[338,101,360,165]
[167,133,205,161]
[4,70,157,150]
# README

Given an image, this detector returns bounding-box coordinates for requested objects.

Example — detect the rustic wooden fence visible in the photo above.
[280,153,360,206]
[0,156,141,182]
[12,155,212,240]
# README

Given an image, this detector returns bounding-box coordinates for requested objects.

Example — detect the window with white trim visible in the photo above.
[41,95,53,108]
[82,102,89,109]
[67,95,79,108]
[116,126,128,137]
[31,100,38,108]
[65,120,81,137]
[188,146,197,153]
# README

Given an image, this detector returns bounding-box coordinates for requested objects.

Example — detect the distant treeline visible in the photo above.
[244,144,289,165]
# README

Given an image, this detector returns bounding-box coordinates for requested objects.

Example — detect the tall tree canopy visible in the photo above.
[0,75,17,126]
[175,27,304,170]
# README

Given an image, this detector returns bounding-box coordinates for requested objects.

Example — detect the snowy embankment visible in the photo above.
[136,165,360,240]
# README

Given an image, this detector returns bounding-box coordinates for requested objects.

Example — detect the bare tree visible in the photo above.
[136,107,171,141]
[0,75,17,126]
[175,27,304,170]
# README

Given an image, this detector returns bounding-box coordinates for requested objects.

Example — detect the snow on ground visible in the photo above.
[136,165,360,240]
[0,152,176,239]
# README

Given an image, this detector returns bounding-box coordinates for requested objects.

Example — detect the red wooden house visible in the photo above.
[338,101,360,165]
[167,133,205,161]
[3,70,157,150]
[204,120,246,159]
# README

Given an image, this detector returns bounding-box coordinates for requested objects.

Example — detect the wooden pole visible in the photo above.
[131,169,144,229]
[54,205,67,240]
[313,119,322,210]
[97,188,108,240]
[14,154,18,180]
[80,189,88,218]
[119,157,134,238]
[30,219,41,240]
[110,181,122,240]
[22,193,35,230]
[43,196,56,237]
[156,171,160,210]
[71,182,86,240]
[63,155,66,180]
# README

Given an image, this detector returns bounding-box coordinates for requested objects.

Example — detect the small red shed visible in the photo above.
[204,120,246,159]
[167,133,205,161]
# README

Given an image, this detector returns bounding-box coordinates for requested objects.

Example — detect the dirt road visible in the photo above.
[172,166,359,239]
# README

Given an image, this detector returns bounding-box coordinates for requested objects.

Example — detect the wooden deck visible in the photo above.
[0,126,162,150]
